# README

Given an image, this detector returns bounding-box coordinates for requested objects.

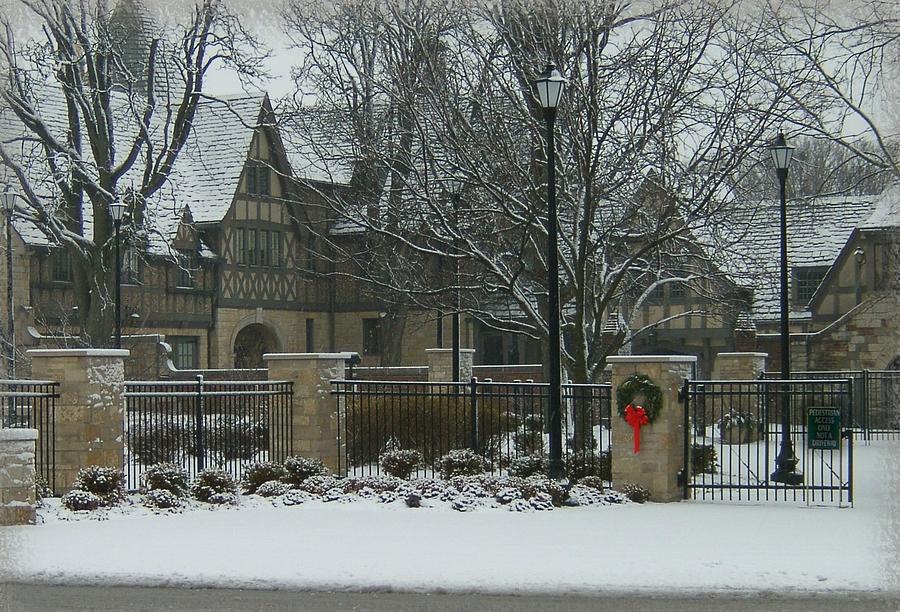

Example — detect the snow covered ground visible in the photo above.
[0,441,898,597]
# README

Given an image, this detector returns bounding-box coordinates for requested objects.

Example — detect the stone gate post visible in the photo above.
[608,355,696,502]
[264,353,347,474]
[426,348,475,382]
[27,349,128,493]
[0,428,38,525]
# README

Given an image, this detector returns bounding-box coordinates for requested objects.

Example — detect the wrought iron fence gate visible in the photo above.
[124,377,293,490]
[682,378,853,504]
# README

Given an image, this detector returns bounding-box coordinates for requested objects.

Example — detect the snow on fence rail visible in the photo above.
[123,377,293,490]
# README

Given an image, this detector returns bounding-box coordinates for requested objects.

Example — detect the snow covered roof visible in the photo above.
[724,196,878,322]
[858,184,900,230]
[279,107,354,185]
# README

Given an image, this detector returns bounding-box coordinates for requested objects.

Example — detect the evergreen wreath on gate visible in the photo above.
[616,373,663,424]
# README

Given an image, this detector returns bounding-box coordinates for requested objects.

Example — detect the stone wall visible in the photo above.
[28,349,127,493]
[0,428,37,525]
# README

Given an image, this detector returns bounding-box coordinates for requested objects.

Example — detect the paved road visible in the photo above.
[2,584,898,612]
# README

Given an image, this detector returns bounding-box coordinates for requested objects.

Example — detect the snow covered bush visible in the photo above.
[379,449,423,479]
[620,482,650,503]
[718,411,763,444]
[514,415,545,455]
[281,456,329,485]
[34,476,53,501]
[128,415,191,465]
[414,479,448,499]
[242,461,288,494]
[576,476,606,491]
[439,449,487,479]
[141,463,189,496]
[508,455,547,478]
[567,450,611,482]
[691,444,718,475]
[208,413,268,461]
[61,489,101,511]
[72,466,125,506]
[297,475,341,495]
[191,469,239,504]
[451,495,479,512]
[255,480,290,498]
[143,488,182,509]
[404,490,422,508]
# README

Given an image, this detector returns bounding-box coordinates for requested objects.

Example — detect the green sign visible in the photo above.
[807,407,841,450]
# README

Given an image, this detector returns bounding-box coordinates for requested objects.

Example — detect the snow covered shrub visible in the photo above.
[718,411,763,444]
[72,466,125,506]
[414,479,448,499]
[61,489,101,511]
[691,444,718,475]
[450,476,491,498]
[242,461,288,494]
[576,476,606,492]
[208,413,268,461]
[347,475,402,494]
[143,488,182,509]
[191,469,239,504]
[529,491,555,511]
[519,477,567,507]
[282,489,313,506]
[514,415,544,455]
[567,451,611,482]
[439,449,487,479]
[620,482,650,503]
[281,456,329,485]
[451,495,479,512]
[507,498,533,512]
[508,455,547,478]
[495,487,522,505]
[379,449,423,479]
[256,480,290,498]
[34,476,53,501]
[298,475,341,495]
[129,414,191,465]
[141,463,189,496]
[377,490,398,503]
[404,490,422,508]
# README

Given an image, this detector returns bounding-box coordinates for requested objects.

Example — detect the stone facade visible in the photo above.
[0,428,38,525]
[426,348,475,382]
[609,355,695,502]
[28,349,127,493]
[264,353,347,474]
[712,352,768,380]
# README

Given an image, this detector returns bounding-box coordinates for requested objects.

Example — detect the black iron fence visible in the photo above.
[331,379,611,480]
[683,378,853,504]
[763,370,900,439]
[124,377,293,490]
[0,379,59,493]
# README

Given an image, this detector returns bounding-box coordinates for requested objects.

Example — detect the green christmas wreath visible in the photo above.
[616,373,663,424]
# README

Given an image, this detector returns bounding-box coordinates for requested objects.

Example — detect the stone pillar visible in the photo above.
[264,353,347,474]
[712,352,768,380]
[28,349,128,493]
[425,348,475,382]
[609,355,696,502]
[0,428,38,525]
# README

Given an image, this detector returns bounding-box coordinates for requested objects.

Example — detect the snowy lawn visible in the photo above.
[0,441,897,597]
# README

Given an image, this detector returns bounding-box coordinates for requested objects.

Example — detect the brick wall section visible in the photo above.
[609,355,695,502]
[265,353,347,475]
[0,428,38,525]
[28,349,127,493]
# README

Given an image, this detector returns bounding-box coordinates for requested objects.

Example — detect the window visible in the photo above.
[234,228,246,265]
[794,267,828,304]
[50,248,71,282]
[670,281,686,299]
[245,165,270,196]
[176,249,198,288]
[362,318,381,356]
[169,336,199,370]
[874,242,893,290]
[306,318,315,352]
[247,229,257,266]
[258,230,269,267]
[123,246,142,284]
[271,231,282,267]
[305,233,316,272]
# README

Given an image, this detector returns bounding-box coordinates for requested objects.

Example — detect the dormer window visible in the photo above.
[245,164,270,196]
[176,249,198,288]
[50,248,71,282]
[794,266,828,305]
[123,245,143,285]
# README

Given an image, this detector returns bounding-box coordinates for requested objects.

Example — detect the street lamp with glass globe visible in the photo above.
[109,199,126,349]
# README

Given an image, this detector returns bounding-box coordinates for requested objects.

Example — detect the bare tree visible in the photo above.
[0,0,266,346]
[283,0,796,382]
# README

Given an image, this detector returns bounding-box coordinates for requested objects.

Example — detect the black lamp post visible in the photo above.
[452,193,461,383]
[769,132,803,485]
[109,199,126,349]
[2,186,16,381]
[535,62,566,480]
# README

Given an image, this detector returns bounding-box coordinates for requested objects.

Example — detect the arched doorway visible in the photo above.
[233,323,279,369]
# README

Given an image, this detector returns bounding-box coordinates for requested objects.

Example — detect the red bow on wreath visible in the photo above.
[624,404,650,454]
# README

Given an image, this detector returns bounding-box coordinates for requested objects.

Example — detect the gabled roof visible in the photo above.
[725,196,879,322]
[858,184,900,231]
